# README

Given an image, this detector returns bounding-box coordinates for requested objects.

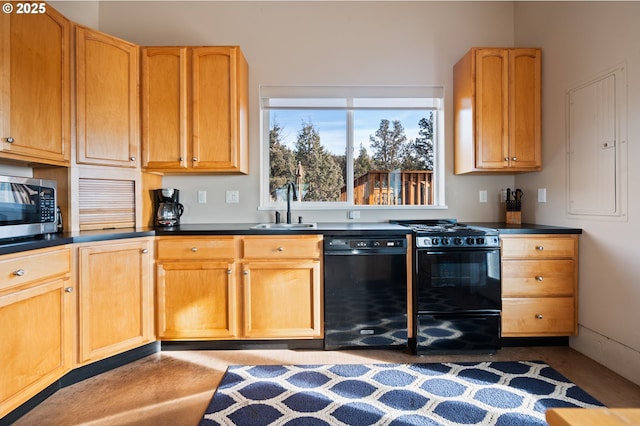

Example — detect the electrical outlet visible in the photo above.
[501,189,507,201]
[479,190,488,203]
[197,190,207,204]
[225,190,239,204]
[348,210,360,219]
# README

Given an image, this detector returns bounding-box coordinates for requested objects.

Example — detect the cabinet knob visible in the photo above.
[65,287,74,293]
[535,275,544,281]
[179,157,183,161]
[227,269,232,274]
[512,157,517,161]
[243,270,249,275]
[130,156,136,161]
[535,314,544,320]
[13,269,25,276]
[535,245,544,251]
[504,157,509,161]
[191,247,198,252]
[192,157,198,162]
[6,136,15,143]
[141,248,149,254]
[277,247,284,252]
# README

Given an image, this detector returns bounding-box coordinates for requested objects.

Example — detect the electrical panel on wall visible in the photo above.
[566,63,627,220]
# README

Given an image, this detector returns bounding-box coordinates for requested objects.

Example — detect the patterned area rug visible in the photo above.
[200,361,604,426]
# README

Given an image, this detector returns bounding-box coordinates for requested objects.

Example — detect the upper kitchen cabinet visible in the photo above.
[454,48,542,174]
[0,4,71,166]
[75,26,139,168]
[141,46,249,174]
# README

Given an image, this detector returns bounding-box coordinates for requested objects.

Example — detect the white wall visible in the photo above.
[50,0,518,225]
[514,2,640,385]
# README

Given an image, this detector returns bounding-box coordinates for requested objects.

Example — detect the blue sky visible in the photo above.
[271,109,427,155]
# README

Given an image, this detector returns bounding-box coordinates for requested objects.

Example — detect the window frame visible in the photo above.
[259,85,446,211]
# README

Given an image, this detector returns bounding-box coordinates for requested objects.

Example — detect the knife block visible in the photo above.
[506,211,521,224]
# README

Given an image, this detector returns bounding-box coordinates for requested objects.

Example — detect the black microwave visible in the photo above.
[0,175,58,240]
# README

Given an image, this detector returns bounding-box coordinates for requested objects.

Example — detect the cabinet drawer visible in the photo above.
[0,247,71,291]
[502,297,576,336]
[502,259,575,297]
[156,237,236,260]
[501,235,576,259]
[242,236,321,259]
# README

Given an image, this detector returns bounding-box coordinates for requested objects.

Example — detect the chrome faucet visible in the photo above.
[285,182,298,224]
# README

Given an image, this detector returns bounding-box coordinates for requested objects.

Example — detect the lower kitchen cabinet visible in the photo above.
[76,238,154,365]
[155,235,323,340]
[501,234,579,337]
[241,235,323,339]
[156,236,238,339]
[0,246,74,419]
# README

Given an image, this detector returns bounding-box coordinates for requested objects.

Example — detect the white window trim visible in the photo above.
[259,85,447,211]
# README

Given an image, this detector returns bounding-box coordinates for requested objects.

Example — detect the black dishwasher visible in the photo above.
[323,236,408,350]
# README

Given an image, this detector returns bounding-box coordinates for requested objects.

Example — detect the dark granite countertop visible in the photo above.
[154,222,411,236]
[469,222,582,234]
[1,221,582,256]
[0,228,155,256]
[1,223,411,255]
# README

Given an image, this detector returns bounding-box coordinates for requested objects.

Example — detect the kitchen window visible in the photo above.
[260,85,445,209]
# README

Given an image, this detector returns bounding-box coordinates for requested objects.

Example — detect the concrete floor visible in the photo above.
[11,346,640,426]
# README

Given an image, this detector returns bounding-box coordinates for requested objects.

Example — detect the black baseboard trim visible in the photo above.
[61,341,160,387]
[501,336,569,347]
[1,342,160,426]
[161,339,324,351]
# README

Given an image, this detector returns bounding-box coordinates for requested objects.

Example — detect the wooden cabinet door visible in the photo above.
[191,46,248,173]
[75,26,139,168]
[77,239,154,364]
[156,260,238,339]
[0,5,70,165]
[141,47,188,170]
[242,260,322,338]
[508,48,541,170]
[475,48,509,170]
[0,278,74,418]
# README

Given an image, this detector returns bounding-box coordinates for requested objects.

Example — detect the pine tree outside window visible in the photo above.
[260,86,444,209]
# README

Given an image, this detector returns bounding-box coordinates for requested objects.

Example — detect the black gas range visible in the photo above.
[391,219,502,354]
[391,219,500,248]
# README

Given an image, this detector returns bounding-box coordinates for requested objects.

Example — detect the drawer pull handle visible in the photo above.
[536,314,544,320]
[535,245,544,251]
[13,269,25,277]
[535,275,544,281]
[277,247,284,252]
[65,287,74,293]
[191,247,198,252]
[141,248,149,254]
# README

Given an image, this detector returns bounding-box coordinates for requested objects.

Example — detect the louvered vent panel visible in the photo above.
[79,178,135,230]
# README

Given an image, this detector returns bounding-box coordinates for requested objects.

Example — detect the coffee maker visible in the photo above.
[153,188,184,227]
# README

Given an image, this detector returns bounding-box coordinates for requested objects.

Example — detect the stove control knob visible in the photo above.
[466,237,475,245]
[441,237,449,245]
[431,238,439,245]
[454,237,463,245]
[477,237,485,245]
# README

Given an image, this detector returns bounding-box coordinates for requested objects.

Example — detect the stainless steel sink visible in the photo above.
[250,222,318,230]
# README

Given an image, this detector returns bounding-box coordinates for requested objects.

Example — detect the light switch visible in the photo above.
[538,188,547,203]
[197,190,207,204]
[479,190,488,203]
